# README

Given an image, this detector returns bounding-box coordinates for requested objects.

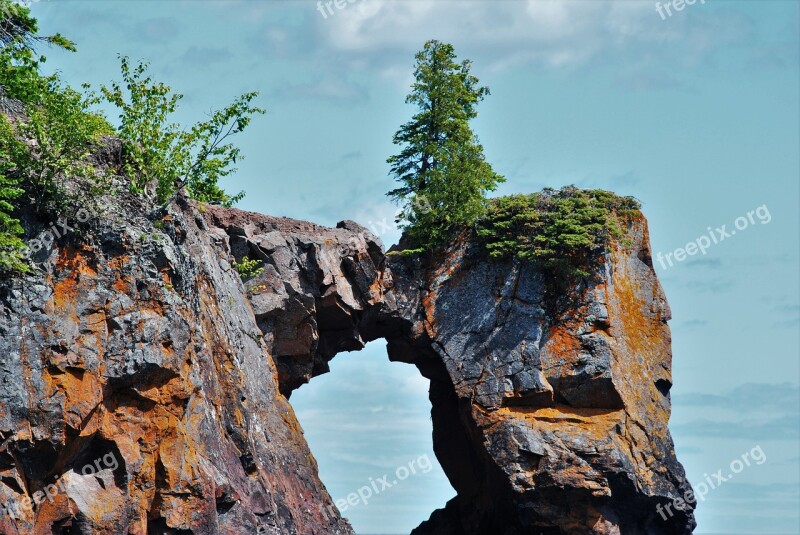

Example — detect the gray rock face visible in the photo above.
[390,223,695,534]
[0,189,694,534]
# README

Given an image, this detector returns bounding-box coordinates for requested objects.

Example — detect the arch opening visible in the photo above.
[290,341,455,534]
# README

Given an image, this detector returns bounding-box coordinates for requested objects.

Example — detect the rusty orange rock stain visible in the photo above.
[495,405,625,440]
[422,291,438,337]
[609,271,655,357]
[46,368,103,432]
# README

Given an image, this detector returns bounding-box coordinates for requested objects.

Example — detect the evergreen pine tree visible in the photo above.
[387,40,503,249]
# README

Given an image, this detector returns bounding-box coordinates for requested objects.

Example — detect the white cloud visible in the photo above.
[241,0,756,99]
[316,0,711,71]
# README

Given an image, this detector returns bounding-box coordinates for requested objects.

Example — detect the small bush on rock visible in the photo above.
[102,57,265,207]
[477,186,641,278]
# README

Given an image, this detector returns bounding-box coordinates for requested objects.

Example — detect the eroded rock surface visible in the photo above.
[0,189,695,534]
[0,193,354,534]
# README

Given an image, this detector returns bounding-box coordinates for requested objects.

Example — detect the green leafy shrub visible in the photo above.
[232,256,264,279]
[10,81,113,210]
[1,2,266,274]
[477,186,641,277]
[1,0,112,272]
[2,0,112,209]
[102,57,265,207]
[1,0,75,103]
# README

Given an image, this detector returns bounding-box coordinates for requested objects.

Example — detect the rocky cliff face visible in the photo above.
[0,184,695,534]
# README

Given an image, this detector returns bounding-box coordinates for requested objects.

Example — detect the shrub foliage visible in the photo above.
[101,57,264,206]
[477,186,641,277]
[1,0,108,271]
[0,0,264,273]
[0,117,26,272]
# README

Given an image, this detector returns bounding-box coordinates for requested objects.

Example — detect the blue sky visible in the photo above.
[29,0,800,533]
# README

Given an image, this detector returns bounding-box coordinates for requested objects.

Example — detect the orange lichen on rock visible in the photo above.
[50,247,97,314]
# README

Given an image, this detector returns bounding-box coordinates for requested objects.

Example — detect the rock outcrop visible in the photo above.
[394,224,696,534]
[0,191,354,534]
[0,183,695,533]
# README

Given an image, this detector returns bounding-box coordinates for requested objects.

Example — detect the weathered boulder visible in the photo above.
[0,186,694,534]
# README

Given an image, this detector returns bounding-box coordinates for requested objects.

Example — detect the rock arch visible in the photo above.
[0,195,695,534]
[207,206,696,534]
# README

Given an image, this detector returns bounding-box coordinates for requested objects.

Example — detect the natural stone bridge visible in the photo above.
[0,189,695,534]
